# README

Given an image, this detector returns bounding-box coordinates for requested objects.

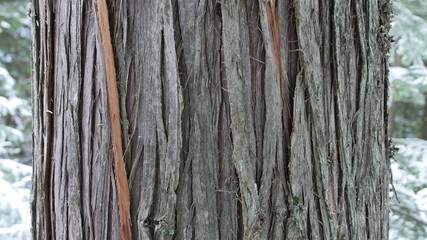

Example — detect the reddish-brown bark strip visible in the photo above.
[265,0,283,100]
[94,0,132,239]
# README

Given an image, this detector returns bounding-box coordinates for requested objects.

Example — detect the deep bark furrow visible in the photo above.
[246,1,265,188]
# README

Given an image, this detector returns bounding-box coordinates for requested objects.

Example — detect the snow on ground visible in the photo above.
[0,158,31,240]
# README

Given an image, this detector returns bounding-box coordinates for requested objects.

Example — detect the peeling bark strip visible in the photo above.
[265,0,283,96]
[31,0,392,239]
[94,0,132,239]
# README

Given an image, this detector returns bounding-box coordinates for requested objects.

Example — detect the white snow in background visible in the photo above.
[0,66,15,92]
[390,65,427,91]
[0,159,31,240]
[394,138,427,184]
[390,138,427,240]
[390,66,410,83]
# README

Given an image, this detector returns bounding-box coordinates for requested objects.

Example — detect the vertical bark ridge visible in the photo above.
[81,2,96,238]
[110,0,184,239]
[222,1,262,238]
[292,0,330,238]
[175,0,224,238]
[174,0,194,238]
[151,1,182,238]
[31,0,54,239]
[332,0,360,238]
[189,1,221,238]
[218,2,240,239]
[122,2,165,239]
[257,1,288,239]
[275,1,299,237]
[218,73,239,239]
[51,0,85,239]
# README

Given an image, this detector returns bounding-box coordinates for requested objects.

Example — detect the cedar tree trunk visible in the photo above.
[30,0,392,239]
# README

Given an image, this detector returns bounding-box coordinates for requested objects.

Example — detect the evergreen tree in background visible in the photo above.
[388,1,427,239]
[0,0,31,157]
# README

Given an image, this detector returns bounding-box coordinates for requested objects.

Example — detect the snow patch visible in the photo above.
[0,159,31,240]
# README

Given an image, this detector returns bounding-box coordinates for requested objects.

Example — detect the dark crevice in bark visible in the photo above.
[75,66,86,236]
[160,30,168,141]
[79,1,89,221]
[172,0,188,192]
[143,139,161,238]
[351,0,362,113]
[307,202,312,239]
[87,77,96,239]
[318,0,323,45]
[174,1,195,239]
[260,54,266,183]
[285,0,299,172]
[379,1,392,153]
[267,173,274,237]
[257,7,267,153]
[174,0,189,173]
[383,62,390,143]
[246,0,265,188]
[308,121,324,239]
[130,147,144,238]
[344,186,353,237]
[366,203,370,239]
[286,0,299,93]
[236,171,243,240]
[334,92,345,208]
[44,1,55,238]
[363,1,370,44]
[65,193,70,238]
[107,178,114,240]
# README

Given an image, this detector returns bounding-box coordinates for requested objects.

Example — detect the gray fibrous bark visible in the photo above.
[30,0,392,239]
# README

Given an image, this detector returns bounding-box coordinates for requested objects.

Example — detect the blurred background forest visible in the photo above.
[0,0,425,239]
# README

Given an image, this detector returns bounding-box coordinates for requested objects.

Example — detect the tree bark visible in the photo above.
[31,0,392,239]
